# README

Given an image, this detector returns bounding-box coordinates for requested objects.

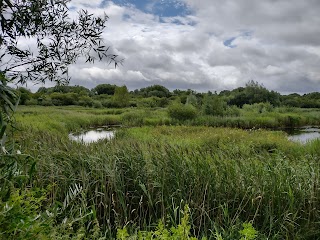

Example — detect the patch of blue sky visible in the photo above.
[223,30,254,48]
[102,0,191,17]
[159,15,197,26]
[241,30,253,37]
[224,37,237,48]
[153,0,191,17]
[101,0,146,10]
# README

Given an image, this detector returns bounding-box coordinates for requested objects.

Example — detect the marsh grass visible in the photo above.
[13,105,320,240]
[15,106,121,135]
[16,105,320,131]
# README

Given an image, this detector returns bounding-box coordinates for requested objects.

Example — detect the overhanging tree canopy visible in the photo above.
[0,0,121,152]
[0,0,121,85]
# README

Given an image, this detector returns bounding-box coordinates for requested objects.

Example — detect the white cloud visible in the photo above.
[68,0,103,8]
[37,0,320,93]
[263,65,286,76]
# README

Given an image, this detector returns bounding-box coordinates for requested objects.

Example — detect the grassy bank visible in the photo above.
[3,106,318,239]
[15,105,320,130]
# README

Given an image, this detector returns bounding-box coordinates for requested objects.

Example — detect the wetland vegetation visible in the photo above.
[2,1,320,238]
[2,82,320,239]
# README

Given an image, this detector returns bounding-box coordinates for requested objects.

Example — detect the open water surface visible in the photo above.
[69,126,320,144]
[286,127,320,144]
[69,127,116,144]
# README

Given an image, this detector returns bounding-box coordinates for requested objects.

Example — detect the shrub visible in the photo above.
[121,111,145,126]
[168,103,198,121]
[135,97,169,108]
[93,100,102,108]
[39,99,54,106]
[78,96,94,107]
[102,98,128,108]
[25,99,38,105]
[242,103,273,114]
[202,95,226,116]
[186,94,198,107]
[117,205,201,240]
[113,86,130,107]
[225,105,241,117]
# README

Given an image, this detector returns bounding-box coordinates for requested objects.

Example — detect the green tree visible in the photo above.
[17,87,32,105]
[186,94,198,107]
[0,0,120,151]
[137,85,171,98]
[1,0,121,85]
[0,73,18,153]
[92,84,117,95]
[202,95,226,116]
[50,92,78,105]
[228,81,280,107]
[168,102,198,121]
[113,86,129,107]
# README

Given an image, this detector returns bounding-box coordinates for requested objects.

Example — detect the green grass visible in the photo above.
[3,106,320,239]
[15,105,122,135]
[16,105,320,131]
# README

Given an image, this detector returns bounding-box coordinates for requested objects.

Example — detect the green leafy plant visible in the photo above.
[239,222,258,240]
[0,73,19,154]
[168,103,198,121]
[0,187,50,239]
[116,205,201,240]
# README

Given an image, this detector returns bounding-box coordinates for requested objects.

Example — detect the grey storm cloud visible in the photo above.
[60,0,320,94]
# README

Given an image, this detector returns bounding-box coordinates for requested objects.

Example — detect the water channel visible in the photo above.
[69,127,116,144]
[69,126,320,144]
[286,127,320,144]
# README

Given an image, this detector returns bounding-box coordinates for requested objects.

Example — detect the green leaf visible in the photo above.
[0,123,7,139]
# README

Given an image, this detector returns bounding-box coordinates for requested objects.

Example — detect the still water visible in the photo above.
[69,126,320,144]
[287,127,320,144]
[69,128,115,144]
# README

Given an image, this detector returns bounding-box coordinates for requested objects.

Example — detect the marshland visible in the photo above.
[2,1,320,239]
[2,82,320,239]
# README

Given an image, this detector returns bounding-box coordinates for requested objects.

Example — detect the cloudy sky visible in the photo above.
[64,0,320,94]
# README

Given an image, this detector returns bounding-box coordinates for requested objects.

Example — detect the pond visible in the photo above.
[286,127,320,144]
[69,127,116,144]
[69,126,320,144]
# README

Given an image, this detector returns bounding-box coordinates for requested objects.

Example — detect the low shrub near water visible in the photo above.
[168,103,198,121]
[121,110,145,126]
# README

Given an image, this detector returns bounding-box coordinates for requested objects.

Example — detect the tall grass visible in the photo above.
[16,105,320,130]
[15,106,121,135]
[14,110,320,240]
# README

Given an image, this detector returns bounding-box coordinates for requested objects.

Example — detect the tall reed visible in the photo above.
[16,122,320,239]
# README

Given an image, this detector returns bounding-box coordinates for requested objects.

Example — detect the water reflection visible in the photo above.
[69,129,115,144]
[287,127,320,144]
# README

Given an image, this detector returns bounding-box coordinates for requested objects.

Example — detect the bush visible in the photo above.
[186,94,198,107]
[102,98,127,108]
[117,205,201,240]
[225,105,241,117]
[202,95,226,116]
[93,100,102,108]
[39,99,54,106]
[50,92,77,105]
[121,111,145,126]
[242,102,273,114]
[25,99,38,106]
[168,103,198,121]
[78,96,94,107]
[0,188,48,239]
[137,97,169,108]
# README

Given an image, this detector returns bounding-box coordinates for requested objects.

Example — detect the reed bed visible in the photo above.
[16,105,320,130]
[15,115,320,239]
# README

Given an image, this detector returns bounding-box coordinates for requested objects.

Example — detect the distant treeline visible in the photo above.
[17,80,320,108]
